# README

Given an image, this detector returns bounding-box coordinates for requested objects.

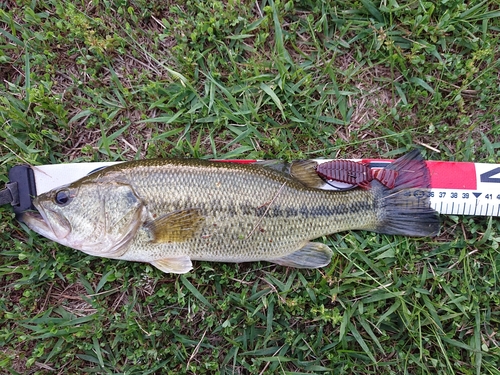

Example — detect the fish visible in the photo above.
[21,150,440,274]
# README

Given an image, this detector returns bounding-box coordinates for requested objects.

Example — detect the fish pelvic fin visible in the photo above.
[144,209,205,243]
[270,242,333,269]
[373,150,440,237]
[152,256,193,274]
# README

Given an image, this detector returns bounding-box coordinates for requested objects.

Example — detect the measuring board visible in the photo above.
[7,159,500,217]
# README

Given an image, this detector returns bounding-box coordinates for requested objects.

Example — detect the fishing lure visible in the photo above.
[315,160,398,190]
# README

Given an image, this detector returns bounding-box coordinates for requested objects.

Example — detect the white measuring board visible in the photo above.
[31,159,500,217]
[32,162,122,195]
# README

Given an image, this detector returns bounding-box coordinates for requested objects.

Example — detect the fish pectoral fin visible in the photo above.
[289,160,325,189]
[152,256,193,274]
[144,208,204,243]
[271,242,333,269]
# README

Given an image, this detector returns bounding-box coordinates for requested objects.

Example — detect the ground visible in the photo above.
[0,0,499,374]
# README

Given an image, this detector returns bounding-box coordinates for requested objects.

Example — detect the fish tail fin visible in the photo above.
[373,150,440,237]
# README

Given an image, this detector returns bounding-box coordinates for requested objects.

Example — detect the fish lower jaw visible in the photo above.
[22,211,59,242]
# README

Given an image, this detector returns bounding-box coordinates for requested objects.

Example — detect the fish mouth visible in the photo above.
[22,209,55,239]
[21,210,44,225]
[22,203,71,241]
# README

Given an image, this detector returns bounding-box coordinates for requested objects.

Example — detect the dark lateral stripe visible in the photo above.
[254,201,375,218]
[172,199,375,219]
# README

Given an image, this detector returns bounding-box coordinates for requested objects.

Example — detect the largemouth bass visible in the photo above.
[22,151,439,273]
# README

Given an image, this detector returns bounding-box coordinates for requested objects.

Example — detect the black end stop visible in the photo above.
[7,165,37,217]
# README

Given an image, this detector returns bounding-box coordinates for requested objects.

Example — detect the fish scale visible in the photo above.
[121,160,377,261]
[124,161,368,244]
[22,151,440,273]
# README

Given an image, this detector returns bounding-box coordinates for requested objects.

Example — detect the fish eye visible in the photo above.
[54,189,72,206]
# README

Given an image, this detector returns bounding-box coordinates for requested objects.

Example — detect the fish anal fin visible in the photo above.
[145,209,204,243]
[152,256,193,274]
[271,242,333,269]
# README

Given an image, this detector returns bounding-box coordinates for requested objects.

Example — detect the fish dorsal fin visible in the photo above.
[289,160,325,189]
[144,209,204,243]
[254,160,290,174]
[152,256,193,274]
[271,242,333,268]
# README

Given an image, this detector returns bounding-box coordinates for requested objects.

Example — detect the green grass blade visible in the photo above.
[260,83,285,118]
[180,275,214,310]
[0,27,25,47]
[349,321,376,362]
[360,0,384,22]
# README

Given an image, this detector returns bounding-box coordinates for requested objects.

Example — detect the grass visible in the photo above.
[1,0,500,373]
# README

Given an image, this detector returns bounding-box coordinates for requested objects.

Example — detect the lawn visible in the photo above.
[1,0,499,374]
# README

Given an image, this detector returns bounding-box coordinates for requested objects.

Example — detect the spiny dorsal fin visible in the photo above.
[289,160,325,189]
[144,209,204,243]
[254,160,290,174]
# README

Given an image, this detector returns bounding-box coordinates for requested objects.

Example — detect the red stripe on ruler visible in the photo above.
[426,161,477,189]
